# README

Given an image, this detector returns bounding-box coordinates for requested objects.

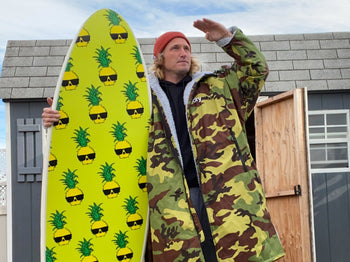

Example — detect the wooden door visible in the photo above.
[255,88,313,261]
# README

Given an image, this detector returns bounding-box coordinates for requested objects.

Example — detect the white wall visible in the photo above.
[0,180,7,262]
[0,148,7,262]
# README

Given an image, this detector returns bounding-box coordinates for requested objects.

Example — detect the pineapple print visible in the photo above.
[110,122,132,159]
[61,169,84,206]
[113,231,133,262]
[105,9,128,44]
[94,46,117,86]
[53,96,69,130]
[48,152,57,171]
[99,162,120,198]
[77,238,98,262]
[87,203,109,237]
[84,85,108,124]
[49,210,72,246]
[135,156,147,192]
[46,247,56,262]
[123,81,144,119]
[72,127,96,165]
[76,27,90,47]
[131,46,145,82]
[123,196,143,230]
[62,57,79,90]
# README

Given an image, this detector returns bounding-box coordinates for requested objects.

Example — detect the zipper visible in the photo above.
[229,128,248,172]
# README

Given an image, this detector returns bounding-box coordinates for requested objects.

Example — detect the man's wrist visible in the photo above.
[216,26,237,47]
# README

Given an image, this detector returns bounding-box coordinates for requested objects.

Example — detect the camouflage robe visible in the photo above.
[146,29,285,261]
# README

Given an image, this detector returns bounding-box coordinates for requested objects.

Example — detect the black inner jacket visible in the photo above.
[159,75,199,188]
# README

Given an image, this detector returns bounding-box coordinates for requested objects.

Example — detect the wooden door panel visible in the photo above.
[255,89,312,261]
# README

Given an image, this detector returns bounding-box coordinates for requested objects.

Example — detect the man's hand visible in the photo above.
[42,97,60,128]
[193,18,232,42]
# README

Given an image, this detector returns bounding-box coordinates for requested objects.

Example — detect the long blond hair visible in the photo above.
[149,53,201,80]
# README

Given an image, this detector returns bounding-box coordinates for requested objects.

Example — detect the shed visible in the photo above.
[1,30,350,262]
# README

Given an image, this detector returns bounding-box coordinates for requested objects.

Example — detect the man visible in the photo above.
[43,18,285,261]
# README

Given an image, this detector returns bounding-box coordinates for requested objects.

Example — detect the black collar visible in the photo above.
[159,75,192,89]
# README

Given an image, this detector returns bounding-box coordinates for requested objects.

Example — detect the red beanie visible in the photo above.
[153,31,191,59]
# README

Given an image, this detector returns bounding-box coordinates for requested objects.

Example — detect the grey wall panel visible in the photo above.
[320,93,344,109]
[327,173,350,262]
[9,100,46,262]
[31,182,41,262]
[312,173,350,262]
[308,93,323,110]
[309,92,350,262]
[341,93,350,109]
[312,174,331,262]
[308,91,350,111]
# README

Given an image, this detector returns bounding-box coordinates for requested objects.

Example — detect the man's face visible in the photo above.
[162,38,191,79]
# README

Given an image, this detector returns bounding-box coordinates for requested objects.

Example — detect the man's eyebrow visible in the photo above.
[171,43,190,48]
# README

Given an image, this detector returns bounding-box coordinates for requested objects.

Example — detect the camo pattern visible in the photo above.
[147,29,285,261]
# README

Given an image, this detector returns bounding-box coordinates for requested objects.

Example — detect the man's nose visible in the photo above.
[180,48,189,56]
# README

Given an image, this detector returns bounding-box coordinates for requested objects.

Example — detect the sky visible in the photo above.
[0,0,350,149]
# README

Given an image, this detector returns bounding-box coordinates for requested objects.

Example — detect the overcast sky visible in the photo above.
[0,0,350,148]
[1,0,350,61]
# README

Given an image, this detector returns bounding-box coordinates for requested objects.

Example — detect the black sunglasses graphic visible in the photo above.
[127,108,144,115]
[77,153,96,161]
[127,219,143,227]
[54,234,72,243]
[62,79,79,87]
[89,112,108,120]
[65,194,84,203]
[99,74,117,82]
[103,188,120,195]
[53,118,69,126]
[91,226,108,235]
[49,160,57,166]
[138,183,147,189]
[137,72,145,78]
[110,33,128,40]
[76,35,90,43]
[115,147,132,155]
[117,253,133,261]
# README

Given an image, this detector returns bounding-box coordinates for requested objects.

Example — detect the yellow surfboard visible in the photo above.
[40,9,150,262]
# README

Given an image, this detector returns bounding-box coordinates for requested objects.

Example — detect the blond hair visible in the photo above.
[149,53,201,80]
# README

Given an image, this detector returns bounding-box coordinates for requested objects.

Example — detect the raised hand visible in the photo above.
[193,18,232,42]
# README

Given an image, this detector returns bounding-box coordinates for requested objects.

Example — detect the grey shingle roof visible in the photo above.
[1,32,350,100]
